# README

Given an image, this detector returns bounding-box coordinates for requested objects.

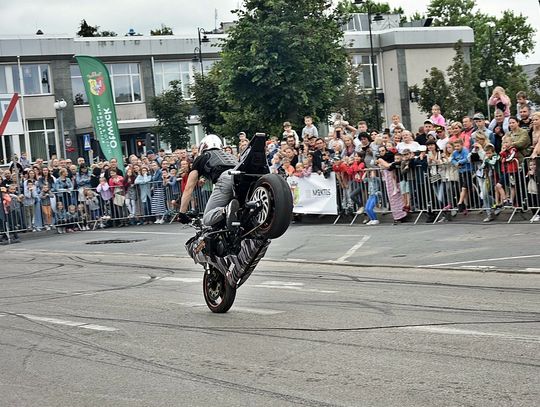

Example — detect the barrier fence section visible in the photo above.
[1,180,212,241]
[333,156,540,224]
[2,158,539,242]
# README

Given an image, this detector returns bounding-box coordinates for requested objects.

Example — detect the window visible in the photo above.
[154,61,192,97]
[108,63,141,103]
[70,65,88,105]
[70,63,142,105]
[18,64,51,95]
[352,55,379,89]
[28,119,57,161]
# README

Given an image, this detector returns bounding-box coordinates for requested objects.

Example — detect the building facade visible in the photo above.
[0,23,473,165]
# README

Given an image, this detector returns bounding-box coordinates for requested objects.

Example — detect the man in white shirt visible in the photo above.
[435,125,449,151]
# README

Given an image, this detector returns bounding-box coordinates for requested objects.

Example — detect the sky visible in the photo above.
[1,0,539,64]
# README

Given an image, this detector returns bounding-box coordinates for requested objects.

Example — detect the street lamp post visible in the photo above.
[54,99,67,159]
[355,0,383,130]
[479,79,494,122]
[196,27,210,77]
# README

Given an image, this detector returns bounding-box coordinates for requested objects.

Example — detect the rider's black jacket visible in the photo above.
[191,149,238,183]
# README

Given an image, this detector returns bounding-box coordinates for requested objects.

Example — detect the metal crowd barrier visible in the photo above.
[2,159,539,243]
[333,157,540,224]
[1,179,213,241]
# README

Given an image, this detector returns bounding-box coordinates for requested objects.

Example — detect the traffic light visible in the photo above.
[146,133,157,151]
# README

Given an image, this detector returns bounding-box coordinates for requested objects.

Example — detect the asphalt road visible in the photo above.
[0,223,539,406]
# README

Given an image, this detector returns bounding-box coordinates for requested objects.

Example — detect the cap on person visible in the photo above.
[434,125,445,132]
[424,119,434,125]
[146,150,155,155]
[473,113,485,120]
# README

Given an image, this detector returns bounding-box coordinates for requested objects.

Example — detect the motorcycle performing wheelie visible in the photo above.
[178,133,293,313]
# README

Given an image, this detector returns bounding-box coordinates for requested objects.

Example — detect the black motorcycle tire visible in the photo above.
[250,174,293,239]
[203,265,236,313]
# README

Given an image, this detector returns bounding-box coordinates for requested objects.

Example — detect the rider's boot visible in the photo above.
[225,199,240,230]
[245,200,260,210]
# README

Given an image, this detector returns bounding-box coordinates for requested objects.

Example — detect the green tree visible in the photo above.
[446,41,480,119]
[76,20,98,37]
[149,80,191,149]
[427,0,536,113]
[427,0,475,26]
[352,1,404,15]
[190,71,226,134]
[332,58,383,128]
[76,19,117,37]
[150,24,174,35]
[529,67,540,106]
[414,67,451,117]
[217,0,350,138]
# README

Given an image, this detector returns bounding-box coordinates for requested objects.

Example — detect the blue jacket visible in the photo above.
[451,148,472,173]
[135,174,152,203]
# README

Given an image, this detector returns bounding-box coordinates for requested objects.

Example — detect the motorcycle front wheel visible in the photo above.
[203,265,236,313]
[250,174,293,239]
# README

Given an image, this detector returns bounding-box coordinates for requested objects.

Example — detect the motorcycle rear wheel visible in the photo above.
[203,265,236,313]
[250,174,293,239]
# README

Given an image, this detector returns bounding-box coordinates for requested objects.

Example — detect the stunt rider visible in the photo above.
[178,134,240,227]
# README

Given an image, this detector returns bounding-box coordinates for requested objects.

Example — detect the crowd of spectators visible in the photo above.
[1,86,539,244]
[267,88,540,225]
[0,147,210,244]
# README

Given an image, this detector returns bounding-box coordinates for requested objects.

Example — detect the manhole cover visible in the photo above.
[86,239,145,245]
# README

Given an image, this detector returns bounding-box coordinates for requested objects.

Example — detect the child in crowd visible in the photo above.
[96,176,112,220]
[478,144,499,222]
[399,149,412,211]
[55,201,67,234]
[294,162,311,178]
[84,188,101,222]
[451,139,473,213]
[333,156,353,214]
[1,186,21,243]
[499,135,519,207]
[516,91,535,119]
[526,159,539,222]
[347,152,366,214]
[66,204,80,232]
[429,104,446,127]
[40,184,54,230]
[23,180,38,231]
[281,157,295,177]
[389,114,404,136]
[282,121,300,145]
[77,203,90,230]
[301,115,319,140]
[365,169,382,225]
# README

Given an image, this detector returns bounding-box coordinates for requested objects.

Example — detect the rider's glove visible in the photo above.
[178,212,191,224]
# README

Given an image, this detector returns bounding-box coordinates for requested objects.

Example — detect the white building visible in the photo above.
[0,20,473,164]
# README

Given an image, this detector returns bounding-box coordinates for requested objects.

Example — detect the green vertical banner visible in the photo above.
[76,55,124,171]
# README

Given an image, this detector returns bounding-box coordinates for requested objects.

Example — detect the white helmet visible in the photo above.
[198,134,223,154]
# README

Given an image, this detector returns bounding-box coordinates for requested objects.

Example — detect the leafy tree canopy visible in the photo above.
[332,58,383,129]
[149,80,191,149]
[76,19,117,37]
[216,0,350,138]
[426,0,535,114]
[150,24,174,36]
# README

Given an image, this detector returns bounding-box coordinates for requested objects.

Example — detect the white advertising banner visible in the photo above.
[287,173,338,215]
